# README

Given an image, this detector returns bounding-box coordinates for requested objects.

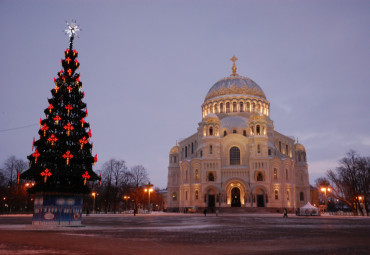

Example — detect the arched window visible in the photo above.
[243,130,247,136]
[286,191,290,201]
[256,125,260,135]
[233,102,237,112]
[240,102,244,112]
[279,141,282,152]
[257,144,261,154]
[275,190,279,200]
[195,190,199,200]
[230,146,240,165]
[252,103,256,111]
[195,169,199,180]
[191,143,194,154]
[214,104,218,113]
[220,103,223,113]
[226,102,230,113]
[246,102,250,112]
[224,130,227,136]
[174,156,177,163]
[250,126,254,135]
[209,126,213,136]
[233,130,237,134]
[172,192,177,201]
[286,145,289,155]
[273,168,278,180]
[185,146,188,158]
[286,169,288,180]
[257,172,263,181]
[208,172,215,182]
[209,145,213,154]
[300,192,304,201]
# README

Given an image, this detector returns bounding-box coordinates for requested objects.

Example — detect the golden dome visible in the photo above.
[203,113,220,123]
[170,146,179,154]
[295,143,306,151]
[205,75,266,102]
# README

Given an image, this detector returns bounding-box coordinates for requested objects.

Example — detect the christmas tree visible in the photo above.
[21,21,99,194]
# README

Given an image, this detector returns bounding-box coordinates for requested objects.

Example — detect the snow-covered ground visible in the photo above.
[0,213,369,254]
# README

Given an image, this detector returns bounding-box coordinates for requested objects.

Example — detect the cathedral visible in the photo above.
[167,57,310,212]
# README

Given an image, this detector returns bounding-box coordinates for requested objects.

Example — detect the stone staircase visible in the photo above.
[218,207,277,214]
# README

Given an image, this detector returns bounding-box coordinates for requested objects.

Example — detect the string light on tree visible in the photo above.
[82,171,90,185]
[65,104,73,114]
[62,151,73,165]
[53,115,61,125]
[94,154,98,166]
[48,104,54,113]
[32,150,40,164]
[40,169,52,183]
[63,123,74,136]
[47,134,58,146]
[80,118,85,127]
[79,136,87,149]
[41,124,49,136]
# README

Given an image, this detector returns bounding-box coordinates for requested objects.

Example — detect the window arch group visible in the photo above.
[202,99,270,117]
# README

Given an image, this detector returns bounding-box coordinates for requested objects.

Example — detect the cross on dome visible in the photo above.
[230,55,238,76]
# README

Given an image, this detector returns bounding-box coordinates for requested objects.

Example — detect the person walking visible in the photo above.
[204,208,207,216]
[283,208,288,218]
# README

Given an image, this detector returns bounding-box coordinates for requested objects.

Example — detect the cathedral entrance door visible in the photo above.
[231,187,241,207]
[257,195,265,207]
[208,195,215,208]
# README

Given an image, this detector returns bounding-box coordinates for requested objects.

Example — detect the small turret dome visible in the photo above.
[295,143,306,151]
[203,113,220,122]
[170,145,179,154]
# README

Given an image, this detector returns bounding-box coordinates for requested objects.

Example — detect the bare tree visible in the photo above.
[130,165,149,188]
[3,156,28,187]
[101,159,128,187]
[100,159,131,213]
[326,151,370,216]
[130,165,149,214]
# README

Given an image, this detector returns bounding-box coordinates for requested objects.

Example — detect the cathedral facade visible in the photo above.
[167,57,309,212]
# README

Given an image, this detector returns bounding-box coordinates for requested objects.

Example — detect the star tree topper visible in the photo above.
[64,20,81,49]
[64,20,81,38]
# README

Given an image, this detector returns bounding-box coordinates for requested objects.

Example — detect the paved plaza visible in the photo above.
[0,213,369,254]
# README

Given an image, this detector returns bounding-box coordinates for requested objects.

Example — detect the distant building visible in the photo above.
[167,57,310,212]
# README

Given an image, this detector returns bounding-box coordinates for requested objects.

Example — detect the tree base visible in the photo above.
[32,193,83,226]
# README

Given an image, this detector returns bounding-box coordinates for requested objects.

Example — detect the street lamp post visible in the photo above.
[320,187,331,212]
[91,192,96,214]
[145,182,154,213]
[123,195,130,211]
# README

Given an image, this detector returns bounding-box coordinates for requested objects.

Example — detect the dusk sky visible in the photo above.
[1,0,369,189]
